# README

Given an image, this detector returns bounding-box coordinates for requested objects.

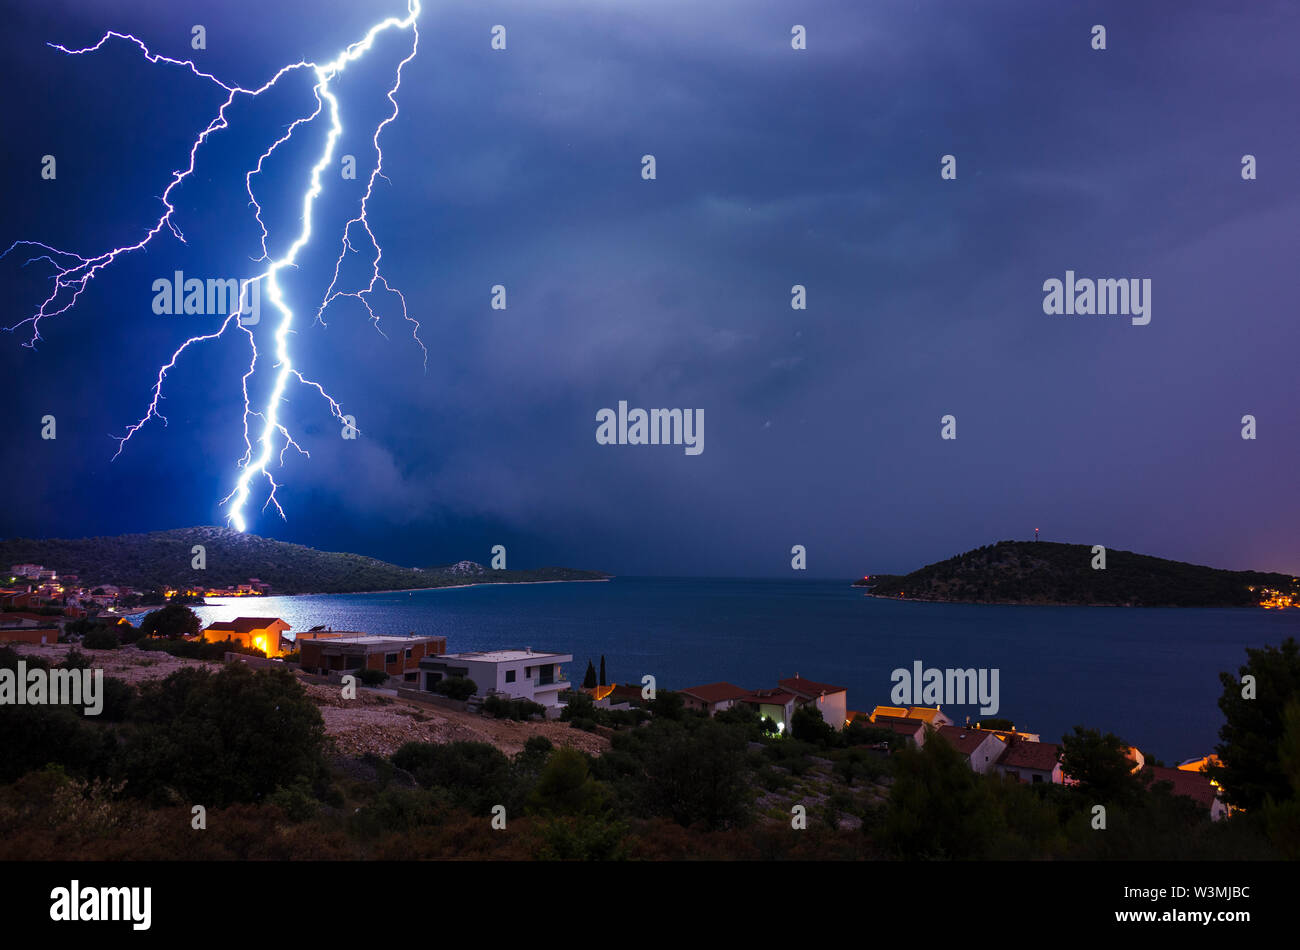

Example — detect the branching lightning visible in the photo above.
[2,0,424,533]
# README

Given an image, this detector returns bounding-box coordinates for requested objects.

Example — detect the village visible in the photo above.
[0,558,1231,826]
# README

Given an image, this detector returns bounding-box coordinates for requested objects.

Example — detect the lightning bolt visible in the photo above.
[2,0,424,534]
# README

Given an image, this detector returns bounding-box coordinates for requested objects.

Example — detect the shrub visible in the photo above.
[352,667,389,687]
[268,778,319,823]
[391,741,515,814]
[118,664,325,807]
[59,649,93,670]
[80,627,120,651]
[431,675,477,701]
[483,695,546,721]
[524,736,554,756]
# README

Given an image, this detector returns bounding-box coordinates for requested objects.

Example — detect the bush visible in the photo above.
[59,649,93,670]
[391,741,515,814]
[524,735,554,756]
[352,668,389,687]
[116,622,144,645]
[94,677,136,722]
[483,695,546,721]
[118,664,325,807]
[268,778,319,823]
[431,675,477,701]
[80,627,120,650]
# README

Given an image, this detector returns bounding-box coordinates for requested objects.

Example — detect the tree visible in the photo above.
[582,660,597,689]
[648,689,685,721]
[599,655,607,687]
[883,731,1003,858]
[791,703,835,745]
[138,603,200,640]
[1059,726,1141,804]
[119,664,325,806]
[1213,637,1300,810]
[526,747,608,816]
[637,720,751,829]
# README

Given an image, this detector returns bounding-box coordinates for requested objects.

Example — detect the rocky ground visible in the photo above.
[11,642,609,759]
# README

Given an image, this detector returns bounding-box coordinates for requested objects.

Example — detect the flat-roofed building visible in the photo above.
[419,648,572,707]
[298,634,446,683]
[0,626,59,645]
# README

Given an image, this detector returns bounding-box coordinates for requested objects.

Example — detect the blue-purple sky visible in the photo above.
[1,0,1297,577]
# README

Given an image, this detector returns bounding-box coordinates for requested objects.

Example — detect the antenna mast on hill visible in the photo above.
[1035,527,1039,542]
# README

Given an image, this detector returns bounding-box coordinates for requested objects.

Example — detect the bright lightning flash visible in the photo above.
[2,0,425,534]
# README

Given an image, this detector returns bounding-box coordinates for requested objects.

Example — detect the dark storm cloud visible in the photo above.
[1,0,1296,576]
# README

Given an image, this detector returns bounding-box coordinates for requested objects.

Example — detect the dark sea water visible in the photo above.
[181,576,1300,763]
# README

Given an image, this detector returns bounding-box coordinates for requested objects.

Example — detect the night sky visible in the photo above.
[2,0,1296,577]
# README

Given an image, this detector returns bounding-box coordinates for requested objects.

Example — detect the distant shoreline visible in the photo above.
[206,576,615,599]
[859,591,1264,609]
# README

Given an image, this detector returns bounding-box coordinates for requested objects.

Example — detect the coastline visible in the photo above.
[256,576,615,599]
[859,591,1265,609]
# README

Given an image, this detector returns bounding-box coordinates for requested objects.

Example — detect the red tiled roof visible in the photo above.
[997,740,1060,772]
[779,675,847,697]
[865,718,926,737]
[937,725,998,756]
[680,682,751,704]
[1145,766,1218,809]
[740,689,798,705]
[203,616,290,634]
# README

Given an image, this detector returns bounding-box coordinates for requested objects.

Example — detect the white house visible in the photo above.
[419,649,573,709]
[994,738,1063,784]
[780,675,848,730]
[936,725,1005,773]
[737,688,799,734]
[679,682,750,716]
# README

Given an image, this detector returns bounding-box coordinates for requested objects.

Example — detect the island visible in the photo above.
[855,540,1299,608]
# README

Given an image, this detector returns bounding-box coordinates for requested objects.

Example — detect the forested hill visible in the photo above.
[855,540,1298,607]
[0,526,610,595]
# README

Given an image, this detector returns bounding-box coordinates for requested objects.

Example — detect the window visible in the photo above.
[505,670,516,683]
[405,648,412,659]
[385,652,399,664]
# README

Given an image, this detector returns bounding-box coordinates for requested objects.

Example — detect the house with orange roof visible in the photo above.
[200,617,291,657]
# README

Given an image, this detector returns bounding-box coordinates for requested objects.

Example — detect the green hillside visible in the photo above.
[855,540,1298,607]
[0,526,609,595]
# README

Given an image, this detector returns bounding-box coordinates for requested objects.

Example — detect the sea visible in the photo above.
[155,576,1300,764]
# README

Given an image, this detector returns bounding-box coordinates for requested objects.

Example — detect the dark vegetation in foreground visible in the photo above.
[859,539,1300,607]
[1,639,1297,860]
